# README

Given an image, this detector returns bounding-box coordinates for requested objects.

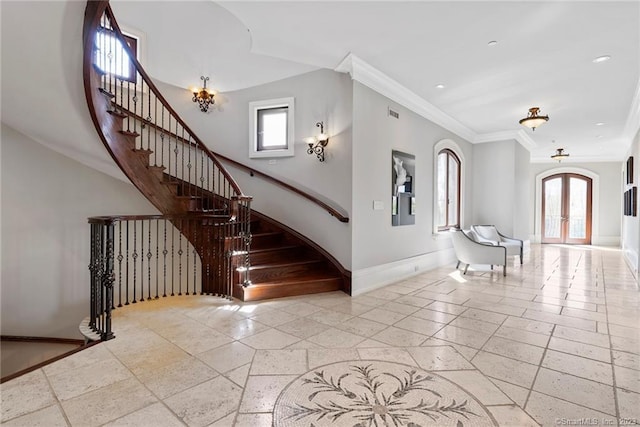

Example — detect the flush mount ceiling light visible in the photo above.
[595,122,605,126]
[551,148,570,162]
[519,107,549,131]
[593,55,611,63]
[435,84,445,89]
[487,40,498,46]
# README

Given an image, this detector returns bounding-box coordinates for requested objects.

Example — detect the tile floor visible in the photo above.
[2,244,639,426]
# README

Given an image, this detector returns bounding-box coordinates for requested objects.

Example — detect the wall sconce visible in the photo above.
[192,76,215,113]
[305,121,329,162]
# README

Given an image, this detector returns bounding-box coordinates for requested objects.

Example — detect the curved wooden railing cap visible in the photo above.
[83,0,246,199]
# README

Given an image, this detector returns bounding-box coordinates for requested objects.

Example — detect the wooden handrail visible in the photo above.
[98,3,245,198]
[88,213,232,224]
[118,106,350,223]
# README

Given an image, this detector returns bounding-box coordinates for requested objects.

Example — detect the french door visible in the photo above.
[542,173,592,244]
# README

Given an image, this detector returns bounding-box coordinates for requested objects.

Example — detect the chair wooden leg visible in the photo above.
[520,249,523,264]
[490,265,493,270]
[503,265,506,276]
[464,264,469,274]
[456,260,461,269]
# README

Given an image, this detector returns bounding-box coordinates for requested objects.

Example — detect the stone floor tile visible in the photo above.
[357,348,417,366]
[494,325,549,347]
[305,309,354,326]
[393,316,446,336]
[232,413,273,427]
[308,348,360,369]
[449,316,501,335]
[393,294,434,308]
[425,300,469,315]
[615,365,640,393]
[358,307,408,325]
[1,370,57,423]
[532,368,616,416]
[433,325,492,349]
[276,317,330,339]
[412,308,458,323]
[334,316,388,337]
[48,357,132,401]
[61,378,157,427]
[225,364,250,387]
[501,317,553,335]
[616,388,640,422]
[240,328,300,349]
[611,335,640,355]
[487,404,539,426]
[459,308,508,324]
[197,341,255,374]
[439,370,512,405]
[137,356,218,399]
[525,391,616,427]
[371,326,429,347]
[249,349,307,375]
[422,338,479,360]
[612,350,640,371]
[552,325,610,348]
[548,336,611,363]
[307,327,366,348]
[482,336,545,365]
[489,378,530,407]
[248,309,299,327]
[2,405,67,427]
[102,402,184,427]
[280,302,325,317]
[239,375,297,413]
[472,351,538,388]
[542,349,613,386]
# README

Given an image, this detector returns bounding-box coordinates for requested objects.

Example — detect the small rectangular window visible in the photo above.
[95,30,137,83]
[249,98,295,158]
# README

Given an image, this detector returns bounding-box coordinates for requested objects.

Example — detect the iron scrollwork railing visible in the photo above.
[87,213,252,340]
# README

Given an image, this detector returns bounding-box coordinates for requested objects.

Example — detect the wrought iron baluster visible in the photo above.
[140,220,144,302]
[163,219,168,298]
[102,222,115,340]
[132,220,137,303]
[117,221,123,307]
[178,219,183,296]
[125,221,130,305]
[147,219,152,300]
[155,219,159,299]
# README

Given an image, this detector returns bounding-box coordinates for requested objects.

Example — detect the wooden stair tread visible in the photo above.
[249,271,341,286]
[120,130,140,138]
[246,259,323,270]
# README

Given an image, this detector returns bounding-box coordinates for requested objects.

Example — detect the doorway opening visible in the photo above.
[542,173,592,244]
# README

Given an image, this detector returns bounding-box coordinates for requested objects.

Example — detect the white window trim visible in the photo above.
[249,97,295,158]
[433,139,465,237]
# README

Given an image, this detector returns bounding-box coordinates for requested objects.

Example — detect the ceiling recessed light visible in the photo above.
[487,41,498,46]
[595,122,605,126]
[593,55,611,63]
[597,135,603,139]
[435,84,445,89]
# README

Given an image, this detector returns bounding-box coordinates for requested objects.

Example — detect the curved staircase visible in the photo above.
[82,0,350,322]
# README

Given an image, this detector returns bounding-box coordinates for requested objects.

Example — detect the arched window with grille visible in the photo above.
[436,148,461,230]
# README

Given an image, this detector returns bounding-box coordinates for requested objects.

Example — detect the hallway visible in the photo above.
[1,244,638,426]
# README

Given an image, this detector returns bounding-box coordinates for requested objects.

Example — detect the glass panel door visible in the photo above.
[543,177,563,243]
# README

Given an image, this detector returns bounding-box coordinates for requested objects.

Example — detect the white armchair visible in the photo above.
[450,229,507,276]
[471,225,523,264]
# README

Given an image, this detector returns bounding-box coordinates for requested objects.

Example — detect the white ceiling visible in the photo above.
[1,1,639,170]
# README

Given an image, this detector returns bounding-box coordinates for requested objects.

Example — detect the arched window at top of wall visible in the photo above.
[436,149,461,231]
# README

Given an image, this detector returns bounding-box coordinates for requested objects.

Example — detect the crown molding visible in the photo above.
[473,129,537,150]
[335,53,541,151]
[530,154,623,164]
[624,76,640,143]
[335,53,476,143]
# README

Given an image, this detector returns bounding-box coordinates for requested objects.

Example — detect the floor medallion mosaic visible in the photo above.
[274,360,498,427]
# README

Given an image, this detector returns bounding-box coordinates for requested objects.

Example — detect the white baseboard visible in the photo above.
[592,236,620,247]
[530,234,619,246]
[623,248,638,279]
[351,248,456,296]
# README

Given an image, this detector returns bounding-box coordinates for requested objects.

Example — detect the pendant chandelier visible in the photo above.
[551,148,569,162]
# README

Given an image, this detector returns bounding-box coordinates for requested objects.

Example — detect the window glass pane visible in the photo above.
[436,153,447,226]
[95,32,133,81]
[544,178,562,238]
[257,107,288,150]
[448,155,459,226]
[569,178,587,239]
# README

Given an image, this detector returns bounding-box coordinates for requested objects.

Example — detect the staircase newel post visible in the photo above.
[102,220,116,341]
[88,222,98,330]
[241,197,252,288]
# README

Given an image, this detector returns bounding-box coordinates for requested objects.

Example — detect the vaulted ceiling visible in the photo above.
[2,1,639,169]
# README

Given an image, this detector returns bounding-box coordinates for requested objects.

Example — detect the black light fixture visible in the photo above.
[192,76,215,113]
[551,148,569,162]
[305,121,329,162]
[519,107,549,131]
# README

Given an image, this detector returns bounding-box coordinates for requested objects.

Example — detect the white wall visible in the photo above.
[621,129,640,275]
[350,82,474,292]
[1,124,158,338]
[529,161,621,246]
[155,69,353,269]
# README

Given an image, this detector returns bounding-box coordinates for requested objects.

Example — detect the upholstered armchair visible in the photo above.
[450,229,507,276]
[471,225,523,264]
